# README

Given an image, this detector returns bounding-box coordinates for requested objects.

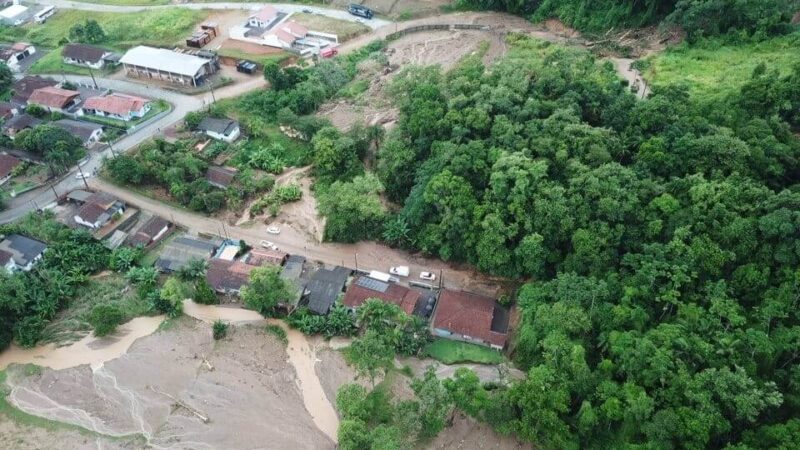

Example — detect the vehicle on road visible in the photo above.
[75,172,91,179]
[389,266,409,277]
[266,226,280,235]
[302,8,313,13]
[419,271,436,281]
[260,240,278,250]
[348,3,374,19]
[320,47,338,59]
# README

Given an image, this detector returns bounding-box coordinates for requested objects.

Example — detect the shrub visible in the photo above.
[212,320,228,340]
[88,304,124,337]
[265,323,288,344]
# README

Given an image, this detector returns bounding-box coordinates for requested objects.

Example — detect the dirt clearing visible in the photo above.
[292,12,371,42]
[3,317,335,449]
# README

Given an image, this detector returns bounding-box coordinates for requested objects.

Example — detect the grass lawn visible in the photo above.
[27,48,122,76]
[0,9,205,49]
[290,12,370,42]
[215,48,292,67]
[38,273,153,345]
[644,31,800,102]
[424,339,504,365]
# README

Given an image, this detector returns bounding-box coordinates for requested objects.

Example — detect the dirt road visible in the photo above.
[90,178,509,296]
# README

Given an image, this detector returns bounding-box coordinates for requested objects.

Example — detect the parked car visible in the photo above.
[266,226,281,235]
[260,240,278,250]
[302,8,313,13]
[75,172,91,179]
[320,47,338,59]
[389,266,409,277]
[419,271,436,281]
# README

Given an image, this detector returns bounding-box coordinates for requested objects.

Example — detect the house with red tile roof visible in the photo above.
[432,290,509,350]
[82,93,151,122]
[343,276,422,316]
[27,86,80,113]
[248,5,279,28]
[11,76,57,106]
[246,247,288,266]
[206,258,256,295]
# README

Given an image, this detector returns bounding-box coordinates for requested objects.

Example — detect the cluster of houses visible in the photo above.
[153,233,510,350]
[229,6,339,56]
[0,74,152,148]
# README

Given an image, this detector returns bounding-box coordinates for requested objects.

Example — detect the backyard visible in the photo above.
[26,48,122,76]
[423,339,505,365]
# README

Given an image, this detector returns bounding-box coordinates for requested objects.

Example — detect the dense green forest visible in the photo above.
[368,34,800,448]
[453,0,799,37]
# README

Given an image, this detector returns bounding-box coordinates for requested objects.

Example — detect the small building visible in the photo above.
[206,258,255,295]
[0,234,47,273]
[2,113,42,139]
[53,119,103,147]
[0,153,21,185]
[119,46,219,87]
[155,234,221,272]
[66,189,93,203]
[27,86,81,113]
[127,216,170,247]
[432,290,509,350]
[343,275,422,315]
[62,43,112,69]
[198,117,240,143]
[0,101,19,120]
[11,76,57,106]
[0,4,30,26]
[268,21,309,49]
[0,42,35,72]
[236,60,257,75]
[205,166,237,189]
[74,192,125,229]
[303,266,351,315]
[186,31,213,48]
[82,93,150,122]
[248,6,279,28]
[246,247,288,266]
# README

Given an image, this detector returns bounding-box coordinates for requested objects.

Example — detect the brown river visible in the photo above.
[0,301,340,443]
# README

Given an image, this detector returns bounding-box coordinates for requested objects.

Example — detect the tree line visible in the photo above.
[364,34,800,448]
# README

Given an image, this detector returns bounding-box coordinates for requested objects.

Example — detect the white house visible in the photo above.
[197,117,240,143]
[0,234,47,273]
[248,6,279,28]
[53,119,104,148]
[0,42,35,72]
[82,93,151,122]
[62,43,111,69]
[74,192,125,229]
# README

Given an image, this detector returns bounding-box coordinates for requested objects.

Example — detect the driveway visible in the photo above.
[29,1,391,29]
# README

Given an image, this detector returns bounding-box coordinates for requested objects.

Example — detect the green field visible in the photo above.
[0,9,205,49]
[644,32,800,101]
[423,339,504,365]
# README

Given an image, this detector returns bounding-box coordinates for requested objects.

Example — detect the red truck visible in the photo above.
[320,47,338,58]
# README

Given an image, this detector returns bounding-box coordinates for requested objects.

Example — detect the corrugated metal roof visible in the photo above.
[120,46,210,77]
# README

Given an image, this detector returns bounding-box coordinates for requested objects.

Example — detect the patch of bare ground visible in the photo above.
[3,318,334,449]
[425,411,528,450]
[0,419,140,450]
[313,346,371,408]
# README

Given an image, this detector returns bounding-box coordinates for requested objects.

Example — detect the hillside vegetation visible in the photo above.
[360,33,800,448]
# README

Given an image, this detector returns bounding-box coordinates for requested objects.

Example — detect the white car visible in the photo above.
[389,266,409,277]
[266,226,281,235]
[75,172,91,179]
[419,271,436,281]
[260,240,278,250]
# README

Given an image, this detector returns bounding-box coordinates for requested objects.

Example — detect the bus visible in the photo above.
[347,4,373,20]
[33,5,55,24]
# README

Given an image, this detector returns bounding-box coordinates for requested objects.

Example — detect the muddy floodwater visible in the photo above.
[0,316,164,371]
[0,302,340,447]
[182,300,340,442]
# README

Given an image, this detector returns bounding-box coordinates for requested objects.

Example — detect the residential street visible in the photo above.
[89,177,508,296]
[29,0,392,29]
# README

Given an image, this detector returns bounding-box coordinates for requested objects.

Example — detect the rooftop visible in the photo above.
[247,247,288,266]
[251,5,278,22]
[206,166,237,188]
[342,276,422,315]
[432,290,508,348]
[0,154,21,179]
[2,113,41,131]
[305,266,350,315]
[119,46,211,77]
[155,234,221,272]
[83,93,149,116]
[28,86,80,109]
[0,234,47,267]
[206,258,254,293]
[53,119,102,143]
[198,117,239,135]
[62,43,108,63]
[11,76,57,105]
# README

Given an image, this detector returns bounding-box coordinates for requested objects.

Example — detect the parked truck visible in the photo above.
[348,4,374,19]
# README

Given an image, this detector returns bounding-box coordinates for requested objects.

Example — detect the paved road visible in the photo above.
[0,73,257,223]
[30,0,391,29]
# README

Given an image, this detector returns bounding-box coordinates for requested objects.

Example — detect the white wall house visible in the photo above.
[81,93,151,122]
[62,43,111,70]
[198,117,241,143]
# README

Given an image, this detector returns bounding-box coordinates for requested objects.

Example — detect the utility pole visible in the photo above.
[439,269,443,290]
[49,182,58,199]
[88,67,98,90]
[354,253,358,270]
[208,80,217,110]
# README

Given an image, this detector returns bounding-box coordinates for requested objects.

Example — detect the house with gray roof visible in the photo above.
[198,117,240,143]
[303,266,351,315]
[0,234,47,273]
[155,234,222,272]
